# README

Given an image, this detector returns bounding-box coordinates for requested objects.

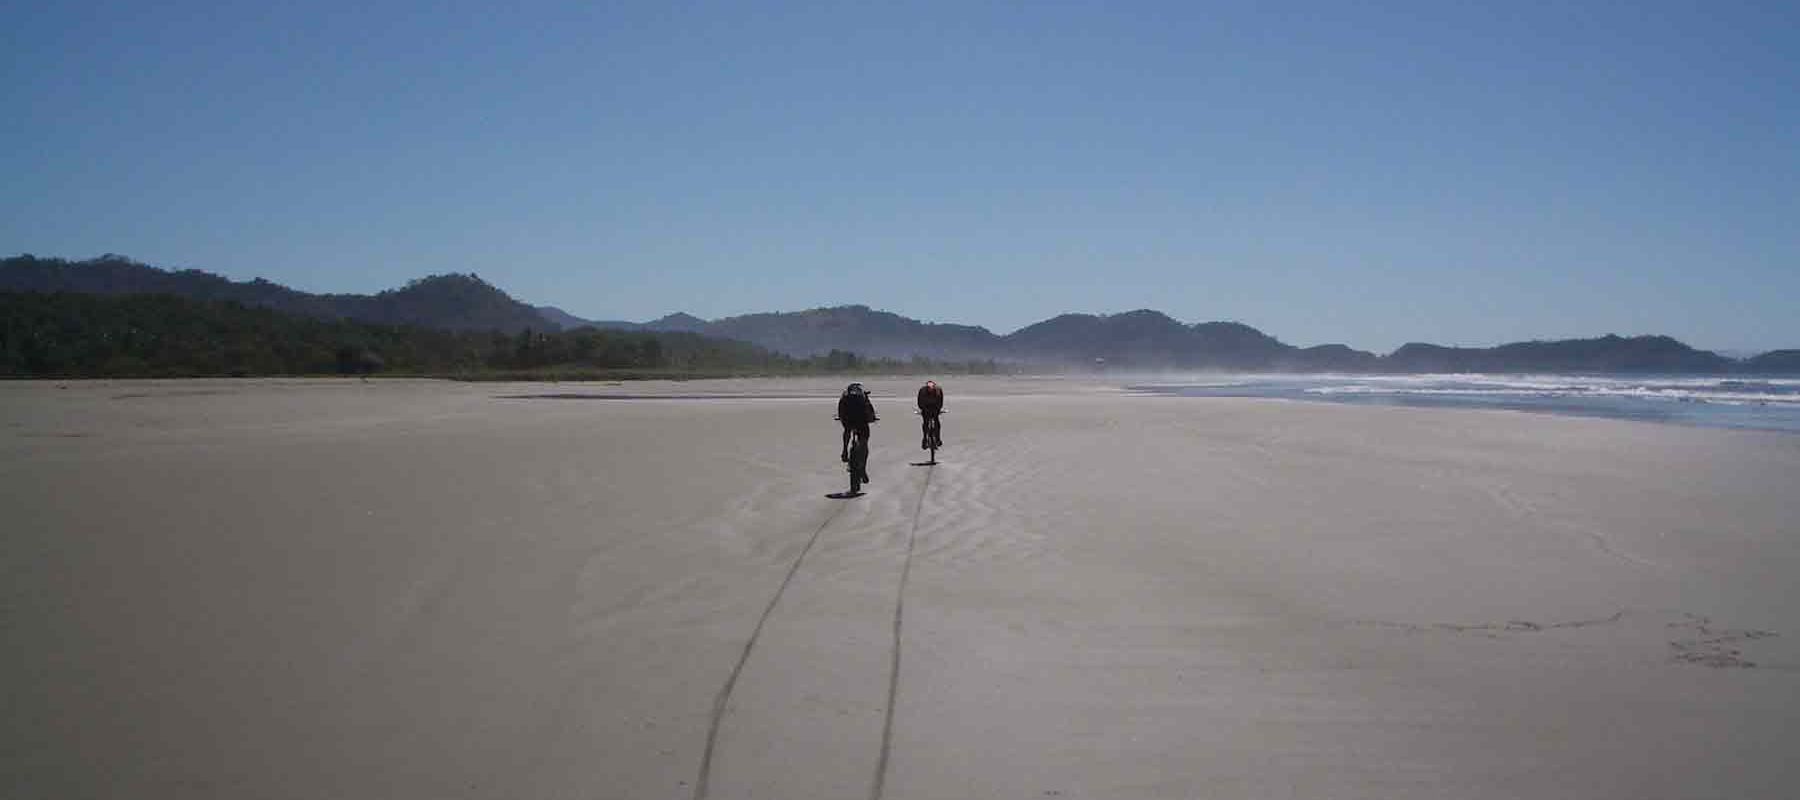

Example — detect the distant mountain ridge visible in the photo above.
[644,312,710,333]
[572,305,1798,375]
[4,254,548,333]
[1384,335,1733,374]
[603,305,1781,374]
[6,254,1797,374]
[699,305,1004,361]
[1005,312,1297,369]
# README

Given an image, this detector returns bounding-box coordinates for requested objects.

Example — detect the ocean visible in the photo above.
[1129,374,1800,434]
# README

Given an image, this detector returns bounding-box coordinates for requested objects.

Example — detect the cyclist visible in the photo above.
[917,379,944,449]
[837,382,877,484]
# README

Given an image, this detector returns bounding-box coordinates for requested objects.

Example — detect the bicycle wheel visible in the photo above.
[850,432,868,493]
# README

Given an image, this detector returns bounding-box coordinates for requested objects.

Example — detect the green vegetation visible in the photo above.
[11,254,1793,374]
[0,292,1004,379]
[2,254,552,333]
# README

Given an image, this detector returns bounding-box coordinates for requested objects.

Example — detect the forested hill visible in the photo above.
[634,306,1778,373]
[704,305,1006,361]
[601,306,1373,368]
[2,254,548,333]
[1743,350,1800,374]
[8,254,1796,374]
[1384,335,1735,374]
[0,291,997,378]
[1004,311,1299,369]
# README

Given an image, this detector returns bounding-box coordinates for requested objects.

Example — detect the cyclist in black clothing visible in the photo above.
[917,380,944,449]
[838,383,877,484]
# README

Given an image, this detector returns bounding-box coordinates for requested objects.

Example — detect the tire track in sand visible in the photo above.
[870,463,933,800]
[692,501,850,800]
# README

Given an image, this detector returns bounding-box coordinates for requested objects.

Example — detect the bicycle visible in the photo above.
[916,409,945,465]
[847,426,869,494]
[835,414,874,496]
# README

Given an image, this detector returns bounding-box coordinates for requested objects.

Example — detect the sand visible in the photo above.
[4,377,1797,799]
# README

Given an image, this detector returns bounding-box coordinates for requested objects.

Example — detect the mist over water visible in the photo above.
[1130,374,1800,434]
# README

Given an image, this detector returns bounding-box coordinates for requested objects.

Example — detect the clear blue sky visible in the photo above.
[6,1,1797,352]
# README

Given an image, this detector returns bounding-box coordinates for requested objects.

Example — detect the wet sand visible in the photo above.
[4,377,1798,799]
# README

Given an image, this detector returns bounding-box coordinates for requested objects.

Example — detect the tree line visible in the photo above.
[0,291,1004,379]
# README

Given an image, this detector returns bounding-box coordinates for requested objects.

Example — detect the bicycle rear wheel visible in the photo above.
[849,432,868,493]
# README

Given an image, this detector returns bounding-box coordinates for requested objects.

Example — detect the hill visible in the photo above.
[622,305,1775,374]
[703,305,1006,361]
[536,305,646,331]
[616,305,1368,369]
[0,291,999,378]
[1742,350,1800,374]
[1005,311,1301,368]
[642,312,710,334]
[9,254,1795,375]
[1386,335,1734,374]
[2,254,550,333]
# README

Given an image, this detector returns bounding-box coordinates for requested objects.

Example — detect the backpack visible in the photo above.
[838,384,872,425]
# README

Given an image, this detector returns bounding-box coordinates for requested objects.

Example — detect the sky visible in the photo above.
[5,1,1797,352]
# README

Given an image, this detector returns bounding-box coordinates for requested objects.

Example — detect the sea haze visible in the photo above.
[1131,375,1800,434]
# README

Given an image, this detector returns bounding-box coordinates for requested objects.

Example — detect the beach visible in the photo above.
[4,377,1797,799]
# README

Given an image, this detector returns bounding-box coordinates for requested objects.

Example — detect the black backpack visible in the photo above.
[838,385,872,425]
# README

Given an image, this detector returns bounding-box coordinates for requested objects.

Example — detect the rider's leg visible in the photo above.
[841,426,851,461]
[855,425,872,482]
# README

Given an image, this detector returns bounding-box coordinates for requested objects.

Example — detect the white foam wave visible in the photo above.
[1298,375,1800,407]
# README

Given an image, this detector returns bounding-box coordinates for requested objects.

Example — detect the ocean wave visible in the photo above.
[1130,374,1800,432]
[1303,381,1800,407]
